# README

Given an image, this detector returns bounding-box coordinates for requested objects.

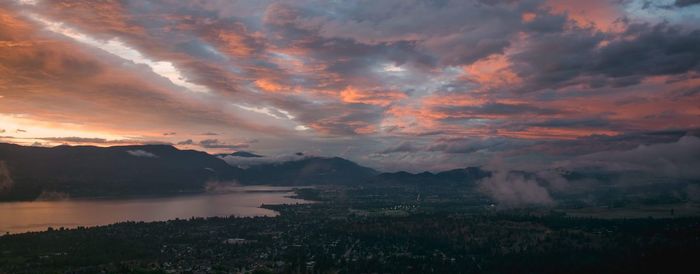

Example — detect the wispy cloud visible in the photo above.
[126,150,158,158]
[27,14,210,93]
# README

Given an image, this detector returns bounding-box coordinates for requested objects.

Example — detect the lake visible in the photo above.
[0,186,311,234]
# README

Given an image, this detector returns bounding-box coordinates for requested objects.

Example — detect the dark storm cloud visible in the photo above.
[674,0,700,7]
[303,104,385,135]
[523,130,696,156]
[427,137,528,154]
[522,11,567,33]
[377,141,420,154]
[261,2,438,92]
[261,0,552,68]
[512,23,700,92]
[529,118,611,129]
[670,85,700,99]
[510,29,607,91]
[595,24,700,77]
[434,103,563,120]
[560,135,700,180]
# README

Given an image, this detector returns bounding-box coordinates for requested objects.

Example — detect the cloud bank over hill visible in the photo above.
[560,135,700,180]
[220,153,308,169]
[475,135,700,206]
[478,170,555,207]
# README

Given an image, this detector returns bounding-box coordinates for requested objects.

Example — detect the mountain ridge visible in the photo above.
[0,142,493,201]
[216,151,263,158]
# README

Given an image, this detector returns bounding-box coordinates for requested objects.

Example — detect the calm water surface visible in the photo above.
[0,186,311,234]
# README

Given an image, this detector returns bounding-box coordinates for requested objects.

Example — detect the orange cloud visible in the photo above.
[199,22,264,58]
[463,54,520,88]
[522,12,537,23]
[254,79,286,92]
[545,0,623,32]
[214,30,255,56]
[382,104,445,136]
[340,86,406,106]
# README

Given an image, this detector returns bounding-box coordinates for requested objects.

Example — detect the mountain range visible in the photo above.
[0,143,485,201]
[367,167,490,186]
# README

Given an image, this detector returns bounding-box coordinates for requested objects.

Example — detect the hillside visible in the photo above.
[239,156,379,185]
[0,143,241,200]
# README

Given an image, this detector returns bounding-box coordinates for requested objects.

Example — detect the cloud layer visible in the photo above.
[0,0,698,171]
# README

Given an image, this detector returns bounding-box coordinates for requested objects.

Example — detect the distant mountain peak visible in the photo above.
[238,155,378,185]
[217,151,263,158]
[231,151,263,158]
[369,167,490,186]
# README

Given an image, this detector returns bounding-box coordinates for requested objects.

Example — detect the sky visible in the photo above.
[0,0,699,172]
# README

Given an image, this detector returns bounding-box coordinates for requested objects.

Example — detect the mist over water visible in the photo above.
[0,186,310,234]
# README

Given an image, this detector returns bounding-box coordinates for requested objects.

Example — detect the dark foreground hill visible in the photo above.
[0,143,242,201]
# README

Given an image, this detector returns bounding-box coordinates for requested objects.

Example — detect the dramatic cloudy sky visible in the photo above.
[1,0,699,171]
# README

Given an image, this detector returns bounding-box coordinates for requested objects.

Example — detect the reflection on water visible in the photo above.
[0,186,310,234]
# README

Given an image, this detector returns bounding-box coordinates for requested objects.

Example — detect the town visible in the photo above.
[1,185,698,273]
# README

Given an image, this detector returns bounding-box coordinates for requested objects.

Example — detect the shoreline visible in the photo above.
[0,186,317,235]
[0,185,317,203]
